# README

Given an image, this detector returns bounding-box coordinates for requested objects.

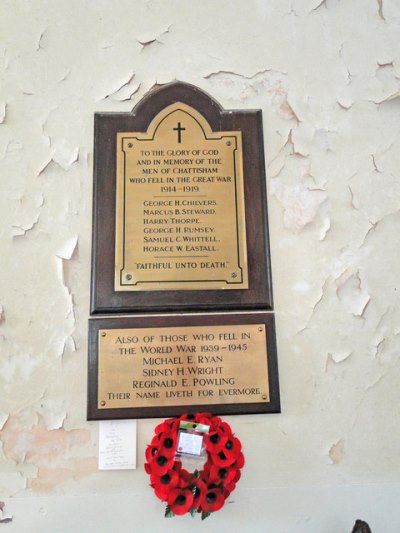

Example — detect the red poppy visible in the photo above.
[225,468,242,495]
[151,469,180,501]
[150,434,161,446]
[153,423,168,439]
[200,485,225,513]
[210,449,236,468]
[232,451,245,469]
[204,427,228,454]
[191,477,207,508]
[193,412,213,425]
[158,432,177,457]
[179,413,196,422]
[223,487,231,499]
[225,480,236,494]
[172,460,182,471]
[151,451,175,476]
[218,421,232,433]
[154,418,179,435]
[178,468,192,486]
[208,464,237,486]
[222,436,242,461]
[167,487,194,515]
[196,411,212,418]
[207,414,221,425]
[233,468,242,483]
[145,443,159,463]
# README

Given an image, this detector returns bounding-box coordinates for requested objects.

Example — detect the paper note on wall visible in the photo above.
[98,420,137,470]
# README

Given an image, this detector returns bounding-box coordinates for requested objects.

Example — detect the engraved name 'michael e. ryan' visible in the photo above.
[115,102,248,291]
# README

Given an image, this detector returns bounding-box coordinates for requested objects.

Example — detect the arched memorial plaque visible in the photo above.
[115,102,248,291]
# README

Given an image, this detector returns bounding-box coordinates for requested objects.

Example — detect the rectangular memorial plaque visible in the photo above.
[87,313,280,420]
[115,103,247,291]
[91,81,273,313]
[99,324,267,408]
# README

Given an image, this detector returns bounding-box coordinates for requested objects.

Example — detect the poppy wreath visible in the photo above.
[145,412,244,520]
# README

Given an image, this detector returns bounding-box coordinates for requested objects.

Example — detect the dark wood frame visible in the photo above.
[87,312,280,420]
[91,81,273,314]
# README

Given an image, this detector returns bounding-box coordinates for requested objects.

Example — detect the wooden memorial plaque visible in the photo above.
[91,81,273,313]
[87,313,280,420]
[88,82,280,420]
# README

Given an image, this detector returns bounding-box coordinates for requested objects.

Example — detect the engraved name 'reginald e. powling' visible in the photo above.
[115,102,248,291]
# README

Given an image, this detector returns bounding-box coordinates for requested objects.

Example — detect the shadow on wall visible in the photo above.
[351,520,372,533]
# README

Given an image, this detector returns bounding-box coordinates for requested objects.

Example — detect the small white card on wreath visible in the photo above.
[177,430,203,456]
[176,420,210,457]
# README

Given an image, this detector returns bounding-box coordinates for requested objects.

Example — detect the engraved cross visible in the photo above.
[173,122,186,143]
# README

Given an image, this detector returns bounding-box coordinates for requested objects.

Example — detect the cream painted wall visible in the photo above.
[1,1,400,531]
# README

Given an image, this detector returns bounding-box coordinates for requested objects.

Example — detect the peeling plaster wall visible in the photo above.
[0,1,400,531]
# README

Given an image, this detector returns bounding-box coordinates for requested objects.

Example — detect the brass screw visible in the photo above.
[258,327,263,332]
[100,401,106,406]
[126,274,132,281]
[226,140,232,146]
[231,272,237,278]
[128,143,133,148]
[262,395,267,401]
[101,331,106,337]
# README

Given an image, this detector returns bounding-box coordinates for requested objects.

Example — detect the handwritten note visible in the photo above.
[98,420,137,470]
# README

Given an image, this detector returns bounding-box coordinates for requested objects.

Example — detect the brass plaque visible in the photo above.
[98,324,269,409]
[115,102,248,291]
